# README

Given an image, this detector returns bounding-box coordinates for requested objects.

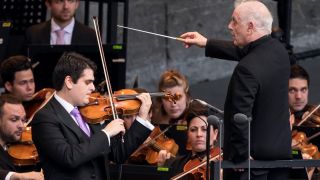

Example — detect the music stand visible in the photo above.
[109,164,171,180]
[27,44,126,91]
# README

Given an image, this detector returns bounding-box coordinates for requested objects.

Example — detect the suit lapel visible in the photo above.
[42,21,51,44]
[49,98,91,139]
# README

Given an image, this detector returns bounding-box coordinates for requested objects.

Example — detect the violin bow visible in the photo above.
[92,17,124,142]
[170,152,223,180]
[297,104,320,126]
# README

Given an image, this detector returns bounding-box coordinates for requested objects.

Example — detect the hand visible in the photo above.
[179,32,208,48]
[157,150,171,166]
[103,119,126,137]
[11,171,44,180]
[136,93,152,121]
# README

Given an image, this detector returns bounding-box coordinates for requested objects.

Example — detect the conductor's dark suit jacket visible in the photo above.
[205,36,292,163]
[0,147,16,180]
[31,97,151,180]
[25,20,97,45]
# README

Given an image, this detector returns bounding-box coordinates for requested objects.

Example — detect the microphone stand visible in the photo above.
[248,118,251,180]
[206,122,211,180]
[218,118,222,180]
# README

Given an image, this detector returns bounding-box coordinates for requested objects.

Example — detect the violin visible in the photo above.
[171,147,222,180]
[292,130,320,159]
[129,126,179,165]
[79,89,179,124]
[8,88,55,166]
[295,104,320,127]
[7,127,39,166]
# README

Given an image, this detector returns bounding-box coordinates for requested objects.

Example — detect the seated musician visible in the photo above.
[152,69,190,125]
[31,52,154,180]
[0,94,43,180]
[157,100,220,179]
[0,56,35,102]
[289,64,318,126]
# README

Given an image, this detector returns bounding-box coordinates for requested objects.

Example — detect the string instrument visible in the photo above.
[79,89,180,124]
[171,147,223,180]
[129,126,179,165]
[291,130,320,159]
[8,88,55,166]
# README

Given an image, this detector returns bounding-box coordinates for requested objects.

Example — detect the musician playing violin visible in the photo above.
[0,56,35,102]
[31,52,154,180]
[288,64,319,126]
[0,94,43,180]
[157,101,220,179]
[152,69,190,125]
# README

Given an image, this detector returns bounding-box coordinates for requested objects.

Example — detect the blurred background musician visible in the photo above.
[0,94,43,180]
[0,55,35,102]
[25,0,96,45]
[289,64,320,127]
[152,69,191,155]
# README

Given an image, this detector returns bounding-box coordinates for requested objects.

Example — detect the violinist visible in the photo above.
[0,55,35,102]
[157,101,220,179]
[152,69,190,125]
[0,94,43,180]
[31,52,154,180]
[289,64,318,126]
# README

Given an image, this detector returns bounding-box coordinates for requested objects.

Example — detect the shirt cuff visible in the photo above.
[136,116,154,130]
[5,172,14,180]
[101,129,111,146]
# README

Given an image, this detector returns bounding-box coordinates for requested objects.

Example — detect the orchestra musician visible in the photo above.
[179,1,292,179]
[152,69,190,125]
[31,52,154,180]
[157,101,220,179]
[0,94,43,180]
[289,64,318,126]
[25,0,97,45]
[0,56,35,102]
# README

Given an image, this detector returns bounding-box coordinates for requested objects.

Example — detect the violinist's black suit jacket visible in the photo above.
[31,97,151,180]
[25,20,97,45]
[0,147,16,180]
[205,36,292,179]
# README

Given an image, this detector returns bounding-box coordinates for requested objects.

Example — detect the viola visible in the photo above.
[8,88,55,166]
[171,147,222,180]
[79,89,180,124]
[129,126,179,165]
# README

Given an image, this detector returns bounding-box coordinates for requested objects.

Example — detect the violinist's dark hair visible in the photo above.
[290,64,310,86]
[0,55,33,84]
[185,101,218,130]
[52,52,97,91]
[0,94,22,118]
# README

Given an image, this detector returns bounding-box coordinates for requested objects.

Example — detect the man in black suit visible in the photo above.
[31,52,153,180]
[25,0,96,45]
[179,1,291,179]
[0,94,43,180]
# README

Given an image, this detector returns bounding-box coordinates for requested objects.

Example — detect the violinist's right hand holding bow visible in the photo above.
[157,149,172,166]
[11,171,44,180]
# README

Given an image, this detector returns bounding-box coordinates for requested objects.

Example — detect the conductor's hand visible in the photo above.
[103,119,126,137]
[136,93,152,121]
[179,32,208,48]
[157,150,171,166]
[11,171,44,180]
